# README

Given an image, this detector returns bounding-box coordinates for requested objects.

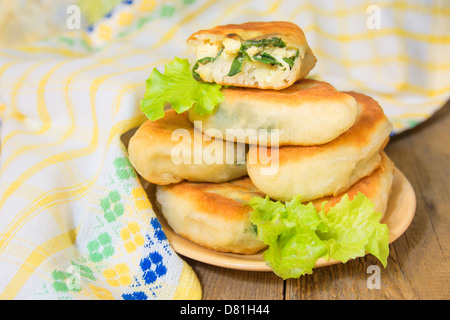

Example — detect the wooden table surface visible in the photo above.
[183,99,450,300]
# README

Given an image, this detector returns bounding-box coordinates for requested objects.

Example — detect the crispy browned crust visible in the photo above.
[249,91,392,165]
[161,151,393,220]
[221,79,354,107]
[187,21,310,47]
[133,109,191,141]
[173,231,262,255]
[158,177,265,222]
[128,109,248,185]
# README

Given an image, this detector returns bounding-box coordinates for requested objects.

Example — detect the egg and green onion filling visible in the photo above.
[192,36,300,81]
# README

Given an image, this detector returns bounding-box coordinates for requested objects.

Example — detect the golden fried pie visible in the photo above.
[188,79,359,146]
[128,110,247,185]
[247,92,393,202]
[156,177,267,254]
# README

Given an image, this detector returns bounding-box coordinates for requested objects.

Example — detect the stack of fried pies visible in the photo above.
[128,21,394,256]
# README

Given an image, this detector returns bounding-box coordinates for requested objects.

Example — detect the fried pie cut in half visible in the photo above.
[187,21,317,90]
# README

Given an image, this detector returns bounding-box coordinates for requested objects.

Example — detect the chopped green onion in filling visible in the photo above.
[282,49,299,69]
[227,51,245,77]
[192,37,300,80]
[192,47,223,80]
[227,37,289,77]
[252,52,284,67]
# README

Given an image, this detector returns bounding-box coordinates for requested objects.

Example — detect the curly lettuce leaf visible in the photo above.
[247,196,287,244]
[140,57,225,121]
[319,193,389,267]
[247,193,389,279]
[285,196,328,233]
[248,196,329,279]
[262,223,329,279]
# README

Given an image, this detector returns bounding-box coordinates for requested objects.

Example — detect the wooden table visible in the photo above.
[183,99,450,300]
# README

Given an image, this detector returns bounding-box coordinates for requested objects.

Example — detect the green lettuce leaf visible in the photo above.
[247,192,389,279]
[248,196,329,279]
[140,57,225,121]
[263,224,329,279]
[286,196,328,233]
[319,193,389,267]
[247,196,287,244]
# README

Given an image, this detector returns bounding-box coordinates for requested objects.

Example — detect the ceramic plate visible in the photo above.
[148,168,416,272]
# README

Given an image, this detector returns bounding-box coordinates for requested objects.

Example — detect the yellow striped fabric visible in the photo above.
[0,0,448,299]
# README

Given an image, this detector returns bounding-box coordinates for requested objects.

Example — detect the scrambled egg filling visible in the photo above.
[193,36,301,83]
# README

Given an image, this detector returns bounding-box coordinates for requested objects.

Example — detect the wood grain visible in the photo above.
[185,257,285,300]
[190,100,450,300]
